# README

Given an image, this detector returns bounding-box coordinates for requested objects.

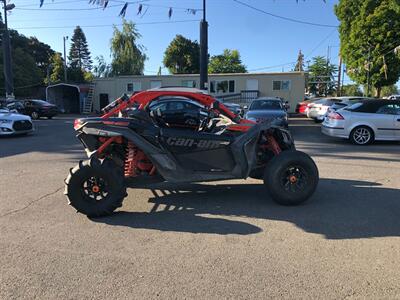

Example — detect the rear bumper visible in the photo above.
[321,125,348,138]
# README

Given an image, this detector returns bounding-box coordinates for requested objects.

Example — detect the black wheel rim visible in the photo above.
[281,165,308,193]
[82,176,109,202]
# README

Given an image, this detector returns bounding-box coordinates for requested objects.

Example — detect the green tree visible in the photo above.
[68,26,92,71]
[307,56,337,96]
[93,55,112,78]
[47,52,64,84]
[163,35,200,74]
[294,50,305,72]
[110,20,147,76]
[335,0,400,97]
[371,84,398,97]
[208,49,247,74]
[341,84,363,96]
[28,37,55,77]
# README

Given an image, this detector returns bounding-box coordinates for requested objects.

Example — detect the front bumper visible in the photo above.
[0,121,34,135]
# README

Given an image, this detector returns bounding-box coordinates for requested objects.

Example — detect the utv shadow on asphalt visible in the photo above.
[92,178,400,239]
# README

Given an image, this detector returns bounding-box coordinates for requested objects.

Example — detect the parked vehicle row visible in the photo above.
[307,97,371,122]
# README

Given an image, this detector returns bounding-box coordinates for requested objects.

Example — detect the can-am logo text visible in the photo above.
[166,137,228,149]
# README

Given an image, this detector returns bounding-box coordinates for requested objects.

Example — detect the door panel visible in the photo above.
[246,79,259,90]
[159,128,235,172]
[372,113,395,139]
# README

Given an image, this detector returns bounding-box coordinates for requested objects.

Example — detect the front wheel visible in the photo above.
[64,158,127,217]
[263,150,319,206]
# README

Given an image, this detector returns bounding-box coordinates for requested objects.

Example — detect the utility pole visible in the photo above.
[366,46,371,97]
[325,45,330,96]
[337,55,342,96]
[63,36,68,83]
[2,0,15,99]
[199,0,208,91]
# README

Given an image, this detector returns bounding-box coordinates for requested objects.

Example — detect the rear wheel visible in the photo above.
[263,150,319,206]
[350,126,374,145]
[64,158,127,217]
[31,111,39,120]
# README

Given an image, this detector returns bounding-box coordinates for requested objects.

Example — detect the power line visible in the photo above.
[15,3,123,11]
[233,0,338,28]
[248,28,337,72]
[8,19,200,30]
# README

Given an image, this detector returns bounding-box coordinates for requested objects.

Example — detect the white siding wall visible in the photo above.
[93,72,305,113]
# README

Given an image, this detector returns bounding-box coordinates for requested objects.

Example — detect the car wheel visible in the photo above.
[31,111,39,120]
[263,150,319,206]
[350,126,374,145]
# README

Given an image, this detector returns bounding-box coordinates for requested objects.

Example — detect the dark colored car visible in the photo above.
[22,99,58,119]
[148,98,208,129]
[245,97,289,128]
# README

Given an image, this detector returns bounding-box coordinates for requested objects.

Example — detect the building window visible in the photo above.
[150,80,162,89]
[127,82,141,92]
[182,80,196,88]
[273,80,291,91]
[210,80,235,94]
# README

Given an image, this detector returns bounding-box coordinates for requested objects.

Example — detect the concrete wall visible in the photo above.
[93,72,305,113]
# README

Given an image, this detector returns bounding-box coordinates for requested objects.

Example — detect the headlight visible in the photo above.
[0,119,12,124]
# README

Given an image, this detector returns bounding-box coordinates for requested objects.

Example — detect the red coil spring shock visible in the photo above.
[124,141,138,177]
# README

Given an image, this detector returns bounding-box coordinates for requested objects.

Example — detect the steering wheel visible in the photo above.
[200,109,219,132]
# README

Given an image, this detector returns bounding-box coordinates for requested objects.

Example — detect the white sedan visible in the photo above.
[322,99,400,145]
[0,109,34,136]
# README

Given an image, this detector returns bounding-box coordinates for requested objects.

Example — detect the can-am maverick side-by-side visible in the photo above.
[65,88,319,217]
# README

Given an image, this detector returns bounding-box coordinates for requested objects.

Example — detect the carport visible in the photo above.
[46,83,80,113]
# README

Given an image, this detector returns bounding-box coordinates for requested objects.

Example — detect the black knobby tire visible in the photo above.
[263,150,319,206]
[350,126,374,145]
[64,158,127,217]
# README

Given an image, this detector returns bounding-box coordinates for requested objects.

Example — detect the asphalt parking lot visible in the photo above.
[1,117,400,299]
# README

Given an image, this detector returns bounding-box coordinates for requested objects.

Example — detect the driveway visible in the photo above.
[1,117,399,299]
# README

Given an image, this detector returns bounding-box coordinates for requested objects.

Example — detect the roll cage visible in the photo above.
[101,89,254,125]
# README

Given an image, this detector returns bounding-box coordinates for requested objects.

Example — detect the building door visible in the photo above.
[99,94,109,110]
[246,79,259,91]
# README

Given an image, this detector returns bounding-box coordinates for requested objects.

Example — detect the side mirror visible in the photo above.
[284,102,290,110]
[243,105,248,110]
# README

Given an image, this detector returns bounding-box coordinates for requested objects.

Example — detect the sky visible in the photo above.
[8,0,350,82]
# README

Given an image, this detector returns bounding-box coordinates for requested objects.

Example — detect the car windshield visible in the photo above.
[250,100,282,110]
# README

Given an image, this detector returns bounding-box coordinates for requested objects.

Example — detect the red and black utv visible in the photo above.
[65,88,319,217]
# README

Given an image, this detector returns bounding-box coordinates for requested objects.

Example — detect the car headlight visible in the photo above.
[0,119,12,124]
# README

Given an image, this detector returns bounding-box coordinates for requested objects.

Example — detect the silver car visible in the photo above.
[322,99,400,145]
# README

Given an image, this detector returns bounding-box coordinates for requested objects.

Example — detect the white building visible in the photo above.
[93,72,306,113]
